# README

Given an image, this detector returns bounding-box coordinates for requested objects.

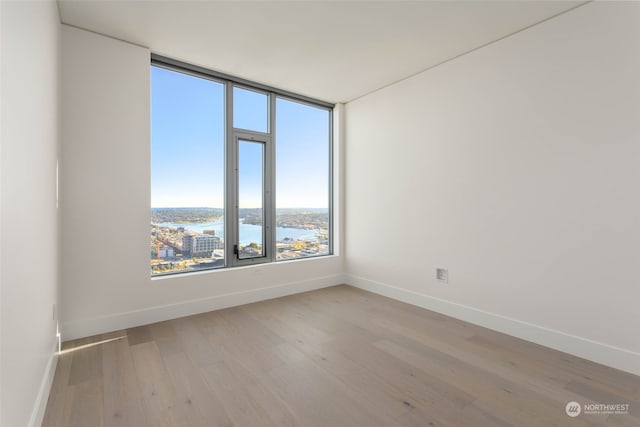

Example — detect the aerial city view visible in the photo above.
[150,207,329,275]
[150,66,331,276]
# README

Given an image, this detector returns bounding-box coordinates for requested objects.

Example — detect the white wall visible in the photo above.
[345,2,640,375]
[0,1,61,426]
[61,26,344,340]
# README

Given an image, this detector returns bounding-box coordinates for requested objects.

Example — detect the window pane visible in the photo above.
[233,87,268,133]
[238,140,264,258]
[275,98,330,260]
[150,66,225,275]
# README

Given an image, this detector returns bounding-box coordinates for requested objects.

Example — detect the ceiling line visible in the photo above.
[58,21,150,51]
[345,0,590,105]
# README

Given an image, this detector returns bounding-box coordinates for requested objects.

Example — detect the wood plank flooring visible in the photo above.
[42,285,640,427]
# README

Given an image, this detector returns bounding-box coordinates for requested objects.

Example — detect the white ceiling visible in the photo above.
[57,1,585,104]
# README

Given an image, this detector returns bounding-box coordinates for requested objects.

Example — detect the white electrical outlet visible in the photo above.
[436,268,448,284]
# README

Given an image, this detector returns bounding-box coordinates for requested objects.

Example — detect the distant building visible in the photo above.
[183,233,222,257]
[158,246,175,259]
[203,229,216,236]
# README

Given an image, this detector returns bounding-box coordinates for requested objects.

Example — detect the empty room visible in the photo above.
[1,0,639,426]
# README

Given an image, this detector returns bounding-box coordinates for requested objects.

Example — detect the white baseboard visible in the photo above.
[346,274,640,377]
[62,274,346,341]
[29,341,59,427]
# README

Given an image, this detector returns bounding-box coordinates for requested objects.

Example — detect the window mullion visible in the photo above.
[224,81,236,267]
[268,93,277,262]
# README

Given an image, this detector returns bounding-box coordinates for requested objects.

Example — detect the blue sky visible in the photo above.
[151,66,330,209]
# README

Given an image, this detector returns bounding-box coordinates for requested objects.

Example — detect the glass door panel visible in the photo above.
[237,139,265,259]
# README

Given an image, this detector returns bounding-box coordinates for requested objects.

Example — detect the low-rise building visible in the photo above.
[183,233,222,257]
[158,246,175,258]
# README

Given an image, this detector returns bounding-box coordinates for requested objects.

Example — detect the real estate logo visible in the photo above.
[565,401,581,417]
[565,401,631,417]
[583,403,630,415]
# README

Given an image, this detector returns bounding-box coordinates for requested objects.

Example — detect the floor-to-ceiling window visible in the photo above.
[150,58,333,276]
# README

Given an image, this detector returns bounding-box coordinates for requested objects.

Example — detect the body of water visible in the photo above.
[154,220,318,246]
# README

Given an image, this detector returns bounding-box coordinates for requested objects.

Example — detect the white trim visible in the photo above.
[62,274,346,341]
[346,274,640,377]
[28,341,59,427]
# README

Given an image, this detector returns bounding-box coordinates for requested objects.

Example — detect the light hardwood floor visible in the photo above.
[43,285,640,427]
